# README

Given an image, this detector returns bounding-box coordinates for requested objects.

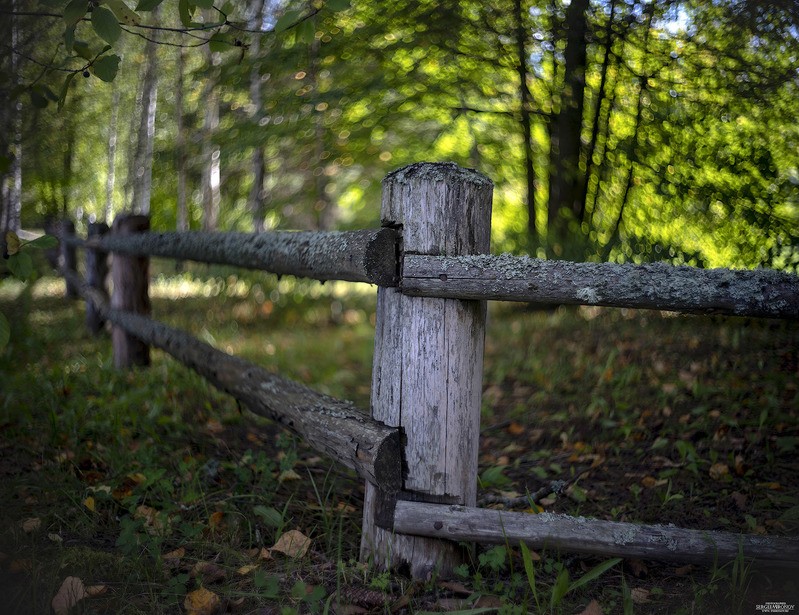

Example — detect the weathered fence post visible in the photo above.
[59,220,78,299]
[111,214,150,368]
[85,222,110,335]
[361,162,493,579]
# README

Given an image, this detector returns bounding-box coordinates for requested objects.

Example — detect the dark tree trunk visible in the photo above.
[547,0,589,244]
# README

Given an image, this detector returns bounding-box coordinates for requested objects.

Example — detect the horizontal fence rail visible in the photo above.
[61,267,403,493]
[401,254,799,319]
[389,502,799,566]
[66,228,399,286]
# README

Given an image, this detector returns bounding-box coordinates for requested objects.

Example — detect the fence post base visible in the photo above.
[111,214,150,368]
[86,222,110,335]
[360,162,493,579]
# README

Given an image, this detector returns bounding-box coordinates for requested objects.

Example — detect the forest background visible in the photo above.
[1,0,798,269]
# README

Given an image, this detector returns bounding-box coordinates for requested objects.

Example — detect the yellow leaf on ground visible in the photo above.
[184,587,221,615]
[21,517,41,533]
[271,529,311,558]
[163,547,186,561]
[84,496,96,512]
[578,599,603,615]
[709,463,729,480]
[86,584,108,597]
[631,587,650,604]
[52,576,87,615]
[258,547,272,560]
[237,564,258,575]
[278,469,302,482]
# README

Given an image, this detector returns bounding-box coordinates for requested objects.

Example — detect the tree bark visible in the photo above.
[176,45,189,233]
[247,0,267,233]
[514,0,537,237]
[391,502,799,566]
[547,0,589,243]
[105,88,119,222]
[85,222,110,334]
[400,253,799,319]
[130,34,158,215]
[201,42,221,231]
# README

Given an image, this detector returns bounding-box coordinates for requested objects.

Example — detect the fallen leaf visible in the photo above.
[48,533,63,543]
[709,463,729,480]
[278,469,302,482]
[21,517,41,533]
[271,530,311,558]
[730,491,747,510]
[438,580,471,595]
[507,421,525,436]
[86,584,108,597]
[84,496,96,512]
[184,587,221,615]
[52,576,87,615]
[630,587,650,604]
[756,482,782,490]
[205,419,224,434]
[578,599,603,615]
[237,564,258,575]
[163,547,186,561]
[209,511,225,529]
[641,476,659,488]
[626,559,648,578]
[257,547,272,560]
[192,561,226,584]
[674,564,693,576]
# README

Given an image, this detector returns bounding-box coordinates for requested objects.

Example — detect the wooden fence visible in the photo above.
[57,162,799,579]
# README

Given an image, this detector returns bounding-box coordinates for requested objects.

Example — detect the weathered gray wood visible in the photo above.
[111,214,151,368]
[361,162,493,579]
[59,220,78,299]
[392,502,799,566]
[61,267,402,492]
[85,222,110,335]
[402,254,799,319]
[71,228,398,286]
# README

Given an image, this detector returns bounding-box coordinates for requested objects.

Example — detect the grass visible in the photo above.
[1,265,797,614]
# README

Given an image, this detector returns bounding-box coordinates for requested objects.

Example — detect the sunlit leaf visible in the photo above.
[105,0,141,26]
[274,10,302,32]
[63,0,88,27]
[178,0,194,27]
[92,54,121,82]
[25,234,59,249]
[7,252,33,281]
[296,20,315,44]
[208,33,230,53]
[135,0,165,10]
[5,231,20,255]
[91,6,121,44]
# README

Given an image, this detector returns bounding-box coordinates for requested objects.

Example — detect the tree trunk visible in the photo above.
[247,0,267,233]
[176,45,189,233]
[514,0,537,237]
[547,0,589,245]
[105,88,119,222]
[201,42,221,231]
[130,34,158,215]
[577,0,617,225]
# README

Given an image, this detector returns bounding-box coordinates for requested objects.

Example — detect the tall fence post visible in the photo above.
[59,219,78,299]
[85,221,110,335]
[361,162,493,579]
[111,214,150,368]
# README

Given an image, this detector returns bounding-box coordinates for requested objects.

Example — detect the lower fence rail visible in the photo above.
[61,268,402,494]
[388,501,799,566]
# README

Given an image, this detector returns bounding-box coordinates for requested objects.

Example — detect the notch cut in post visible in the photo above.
[360,162,493,579]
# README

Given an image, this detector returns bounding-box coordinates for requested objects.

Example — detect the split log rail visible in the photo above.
[56,162,799,578]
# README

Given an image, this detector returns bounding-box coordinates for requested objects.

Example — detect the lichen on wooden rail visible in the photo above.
[402,254,799,319]
[68,228,398,286]
[61,269,402,493]
[391,501,799,566]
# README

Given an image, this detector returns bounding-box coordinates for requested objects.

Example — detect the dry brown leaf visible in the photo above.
[192,561,226,584]
[52,576,87,615]
[21,517,41,533]
[709,463,729,480]
[184,587,221,615]
[578,599,603,615]
[439,580,472,595]
[474,595,503,608]
[86,584,108,597]
[641,476,658,488]
[236,564,258,575]
[257,547,272,560]
[507,421,525,436]
[630,587,650,604]
[627,559,648,578]
[205,419,225,434]
[271,530,311,558]
[278,469,302,482]
[163,547,186,561]
[730,491,747,510]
